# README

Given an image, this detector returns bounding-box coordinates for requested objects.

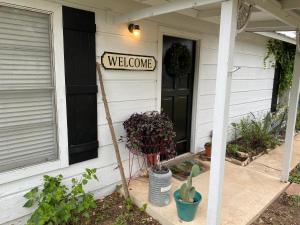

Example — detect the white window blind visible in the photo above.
[0,6,58,172]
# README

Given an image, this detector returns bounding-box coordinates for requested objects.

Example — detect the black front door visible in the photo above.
[161,35,196,155]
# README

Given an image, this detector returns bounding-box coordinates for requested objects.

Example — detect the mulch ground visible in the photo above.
[251,193,300,225]
[80,192,161,225]
[252,163,300,225]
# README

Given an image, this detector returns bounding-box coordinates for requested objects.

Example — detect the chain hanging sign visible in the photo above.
[101,52,156,71]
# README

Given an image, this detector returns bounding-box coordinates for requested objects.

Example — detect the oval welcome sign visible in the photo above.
[101,52,156,71]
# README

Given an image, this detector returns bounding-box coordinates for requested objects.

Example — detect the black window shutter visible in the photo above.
[63,6,98,164]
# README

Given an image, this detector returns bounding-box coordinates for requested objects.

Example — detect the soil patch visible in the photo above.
[252,164,300,225]
[168,159,208,181]
[78,192,161,225]
[251,193,300,225]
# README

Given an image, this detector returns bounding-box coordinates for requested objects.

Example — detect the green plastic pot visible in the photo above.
[174,189,202,222]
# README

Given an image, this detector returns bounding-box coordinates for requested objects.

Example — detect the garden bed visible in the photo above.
[251,163,300,225]
[79,192,161,225]
[168,158,209,181]
[251,192,300,225]
[224,111,286,167]
[289,163,300,184]
[225,147,275,167]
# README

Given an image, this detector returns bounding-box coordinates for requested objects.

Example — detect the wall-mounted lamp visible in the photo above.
[128,23,141,37]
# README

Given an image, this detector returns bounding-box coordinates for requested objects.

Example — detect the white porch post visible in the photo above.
[206,0,238,225]
[281,31,300,182]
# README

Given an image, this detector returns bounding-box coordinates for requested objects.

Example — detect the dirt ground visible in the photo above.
[251,193,300,225]
[252,163,300,225]
[79,192,161,225]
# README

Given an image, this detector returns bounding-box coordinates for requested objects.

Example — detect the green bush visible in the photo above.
[227,144,241,156]
[230,112,281,154]
[23,168,99,225]
[289,164,300,184]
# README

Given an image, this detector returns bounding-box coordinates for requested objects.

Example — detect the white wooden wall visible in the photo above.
[0,0,274,224]
[195,37,275,150]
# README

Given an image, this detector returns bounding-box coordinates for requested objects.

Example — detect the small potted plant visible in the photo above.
[204,131,213,157]
[174,165,202,222]
[123,111,176,207]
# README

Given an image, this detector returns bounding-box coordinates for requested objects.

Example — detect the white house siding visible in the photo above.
[0,0,274,224]
[195,37,275,150]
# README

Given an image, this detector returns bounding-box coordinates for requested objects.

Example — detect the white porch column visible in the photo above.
[206,0,238,225]
[281,31,300,182]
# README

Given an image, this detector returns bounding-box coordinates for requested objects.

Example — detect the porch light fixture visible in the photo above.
[128,23,141,37]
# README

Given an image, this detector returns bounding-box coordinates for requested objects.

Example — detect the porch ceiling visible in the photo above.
[122,0,299,43]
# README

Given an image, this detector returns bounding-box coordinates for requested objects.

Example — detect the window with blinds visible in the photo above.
[0,6,58,172]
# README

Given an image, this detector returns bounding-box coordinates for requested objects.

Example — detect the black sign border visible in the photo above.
[101,51,157,71]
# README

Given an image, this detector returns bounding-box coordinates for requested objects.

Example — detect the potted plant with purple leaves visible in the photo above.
[123,111,176,206]
[123,111,176,166]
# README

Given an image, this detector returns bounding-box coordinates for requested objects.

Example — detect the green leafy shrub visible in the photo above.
[125,197,134,211]
[289,164,300,184]
[289,195,300,206]
[227,144,241,156]
[264,39,296,95]
[23,168,99,225]
[113,213,133,225]
[139,203,147,213]
[230,112,281,154]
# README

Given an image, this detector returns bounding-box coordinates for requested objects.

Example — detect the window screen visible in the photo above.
[0,6,58,172]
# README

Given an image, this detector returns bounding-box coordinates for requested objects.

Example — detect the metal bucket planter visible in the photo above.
[148,167,172,207]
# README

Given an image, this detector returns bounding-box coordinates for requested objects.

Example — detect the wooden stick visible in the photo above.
[96,62,130,198]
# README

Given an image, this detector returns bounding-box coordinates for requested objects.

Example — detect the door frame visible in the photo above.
[156,26,203,154]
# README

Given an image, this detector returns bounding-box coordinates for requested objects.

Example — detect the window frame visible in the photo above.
[0,0,69,184]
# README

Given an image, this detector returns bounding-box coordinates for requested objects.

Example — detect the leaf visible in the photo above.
[190,165,201,177]
[24,191,33,199]
[179,183,188,201]
[82,179,88,185]
[23,199,34,208]
[93,174,99,181]
[188,187,196,202]
[31,212,42,225]
[86,168,92,175]
[139,203,147,212]
[83,211,90,218]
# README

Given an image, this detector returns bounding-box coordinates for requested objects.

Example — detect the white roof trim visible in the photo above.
[252,0,300,28]
[281,0,300,10]
[115,0,223,23]
[255,31,296,44]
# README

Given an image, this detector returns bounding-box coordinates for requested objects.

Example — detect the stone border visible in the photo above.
[226,148,273,167]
